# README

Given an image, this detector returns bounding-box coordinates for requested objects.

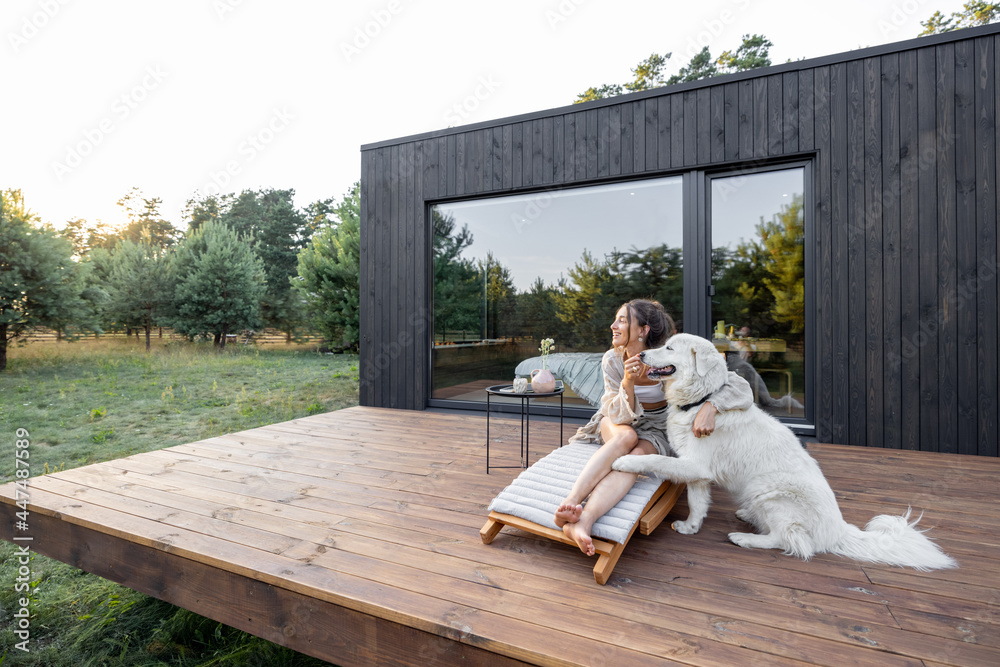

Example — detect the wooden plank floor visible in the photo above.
[2,406,999,666]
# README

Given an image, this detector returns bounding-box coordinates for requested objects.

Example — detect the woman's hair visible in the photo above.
[619,299,676,350]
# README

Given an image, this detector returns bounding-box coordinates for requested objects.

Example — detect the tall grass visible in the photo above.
[0,339,356,666]
[0,339,358,481]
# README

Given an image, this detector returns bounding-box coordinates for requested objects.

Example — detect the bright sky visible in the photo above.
[2,0,968,232]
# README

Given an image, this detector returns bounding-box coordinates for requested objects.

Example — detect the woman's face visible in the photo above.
[610,305,644,348]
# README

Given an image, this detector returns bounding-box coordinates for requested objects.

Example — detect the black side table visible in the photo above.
[485,382,564,473]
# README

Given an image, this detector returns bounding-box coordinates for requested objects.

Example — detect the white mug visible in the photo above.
[512,377,528,393]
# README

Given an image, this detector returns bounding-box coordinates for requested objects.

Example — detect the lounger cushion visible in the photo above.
[487,442,663,544]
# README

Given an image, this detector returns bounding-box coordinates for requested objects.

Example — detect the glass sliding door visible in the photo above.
[431,176,683,411]
[709,167,807,420]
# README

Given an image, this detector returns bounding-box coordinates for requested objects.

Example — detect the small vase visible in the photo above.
[530,368,556,393]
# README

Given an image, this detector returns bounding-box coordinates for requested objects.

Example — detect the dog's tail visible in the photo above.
[830,508,957,570]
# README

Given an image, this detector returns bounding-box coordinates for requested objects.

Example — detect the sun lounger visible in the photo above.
[480,442,684,584]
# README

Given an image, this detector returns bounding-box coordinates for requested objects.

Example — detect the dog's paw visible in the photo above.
[728,532,756,548]
[735,508,752,523]
[611,455,645,474]
[671,519,702,535]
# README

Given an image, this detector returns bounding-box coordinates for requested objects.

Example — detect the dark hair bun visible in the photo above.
[626,299,675,348]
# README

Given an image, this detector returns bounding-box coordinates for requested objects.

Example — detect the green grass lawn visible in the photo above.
[0,338,358,666]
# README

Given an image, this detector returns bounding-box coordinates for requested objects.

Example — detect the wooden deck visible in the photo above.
[2,406,998,666]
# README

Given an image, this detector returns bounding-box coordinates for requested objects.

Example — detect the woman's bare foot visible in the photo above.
[562,522,595,556]
[554,502,583,527]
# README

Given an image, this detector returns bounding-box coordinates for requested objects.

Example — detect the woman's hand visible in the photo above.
[692,402,718,438]
[623,353,647,386]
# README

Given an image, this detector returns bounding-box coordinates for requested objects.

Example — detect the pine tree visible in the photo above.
[170,220,266,349]
[714,194,805,336]
[554,250,613,347]
[575,35,773,103]
[665,48,717,85]
[220,189,308,340]
[759,195,805,334]
[920,2,999,34]
[479,252,516,340]
[116,187,181,248]
[715,34,773,74]
[105,238,171,350]
[432,210,481,340]
[184,192,230,233]
[1,190,101,370]
[294,185,361,351]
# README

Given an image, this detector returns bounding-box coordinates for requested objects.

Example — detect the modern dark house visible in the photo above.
[359,23,1000,456]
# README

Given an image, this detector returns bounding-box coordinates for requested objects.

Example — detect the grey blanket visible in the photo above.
[515,352,606,407]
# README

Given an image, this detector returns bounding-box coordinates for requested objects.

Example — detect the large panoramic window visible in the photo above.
[431,177,684,410]
[710,167,807,420]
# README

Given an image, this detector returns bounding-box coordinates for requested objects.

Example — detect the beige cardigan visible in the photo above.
[568,348,753,454]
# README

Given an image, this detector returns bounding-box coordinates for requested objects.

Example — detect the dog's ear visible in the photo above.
[692,346,715,377]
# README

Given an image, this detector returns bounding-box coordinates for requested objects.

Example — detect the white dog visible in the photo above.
[612,333,957,570]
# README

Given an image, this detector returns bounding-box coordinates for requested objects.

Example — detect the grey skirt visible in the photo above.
[569,404,673,457]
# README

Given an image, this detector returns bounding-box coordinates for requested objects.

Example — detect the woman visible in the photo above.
[555,299,753,556]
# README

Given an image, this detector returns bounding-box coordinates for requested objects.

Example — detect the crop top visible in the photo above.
[632,382,666,403]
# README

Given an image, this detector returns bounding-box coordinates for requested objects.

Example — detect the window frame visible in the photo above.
[424,160,817,435]
[699,160,816,433]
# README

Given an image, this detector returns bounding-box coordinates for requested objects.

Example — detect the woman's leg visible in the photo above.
[561,438,658,555]
[554,419,638,527]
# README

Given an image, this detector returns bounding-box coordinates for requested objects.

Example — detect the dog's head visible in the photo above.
[639,333,729,406]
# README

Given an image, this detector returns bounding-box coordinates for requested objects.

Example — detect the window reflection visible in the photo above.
[711,168,806,419]
[432,177,684,407]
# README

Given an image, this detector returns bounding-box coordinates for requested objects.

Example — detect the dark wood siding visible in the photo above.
[979,36,998,457]
[917,45,940,452]
[815,64,834,443]
[830,61,850,444]
[937,42,958,454]
[360,25,1000,455]
[847,59,866,446]
[882,52,902,451]
[899,50,920,452]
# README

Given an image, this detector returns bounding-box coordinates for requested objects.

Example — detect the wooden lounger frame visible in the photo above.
[480,481,685,585]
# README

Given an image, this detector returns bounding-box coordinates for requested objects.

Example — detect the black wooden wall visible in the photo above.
[360,25,1000,456]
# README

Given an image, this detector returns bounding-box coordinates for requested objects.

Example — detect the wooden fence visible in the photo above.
[18,327,324,346]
